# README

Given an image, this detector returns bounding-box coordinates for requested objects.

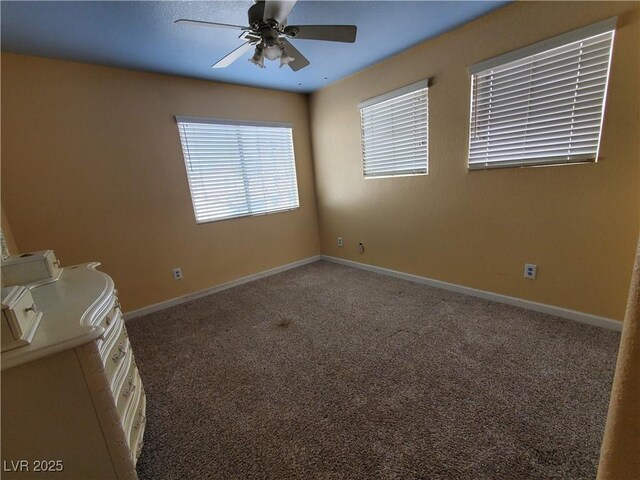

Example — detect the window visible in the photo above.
[468,17,616,170]
[359,80,429,178]
[176,117,299,223]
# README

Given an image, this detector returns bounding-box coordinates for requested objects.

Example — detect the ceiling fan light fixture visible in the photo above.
[279,51,295,68]
[263,44,282,61]
[249,47,266,68]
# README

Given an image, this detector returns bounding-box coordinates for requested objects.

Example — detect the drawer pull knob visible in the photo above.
[112,344,127,362]
[123,377,136,397]
[24,305,39,314]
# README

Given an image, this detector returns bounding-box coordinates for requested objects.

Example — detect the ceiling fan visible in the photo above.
[175,0,357,72]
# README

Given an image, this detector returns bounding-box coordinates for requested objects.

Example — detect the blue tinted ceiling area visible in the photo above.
[1,1,509,92]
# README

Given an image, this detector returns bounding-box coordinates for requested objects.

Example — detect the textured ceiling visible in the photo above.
[1,1,509,93]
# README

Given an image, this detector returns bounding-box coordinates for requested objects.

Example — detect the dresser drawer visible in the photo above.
[128,382,146,462]
[98,293,121,340]
[123,371,144,444]
[1,286,42,352]
[98,309,123,361]
[122,372,142,433]
[115,355,137,421]
[103,322,129,385]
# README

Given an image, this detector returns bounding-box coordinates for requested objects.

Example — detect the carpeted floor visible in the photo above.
[127,261,620,480]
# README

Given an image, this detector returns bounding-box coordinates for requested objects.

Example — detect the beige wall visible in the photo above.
[1,54,320,311]
[310,1,639,320]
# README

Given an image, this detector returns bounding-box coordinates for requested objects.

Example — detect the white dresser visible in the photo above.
[1,263,146,479]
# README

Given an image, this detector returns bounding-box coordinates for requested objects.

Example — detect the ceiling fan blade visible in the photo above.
[281,39,310,72]
[263,0,297,24]
[211,42,254,68]
[175,19,248,31]
[290,25,357,43]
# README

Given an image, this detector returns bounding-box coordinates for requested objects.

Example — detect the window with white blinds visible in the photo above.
[176,117,299,223]
[359,80,429,178]
[468,17,616,170]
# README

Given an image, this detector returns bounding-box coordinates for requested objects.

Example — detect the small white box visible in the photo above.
[1,286,42,352]
[1,250,62,287]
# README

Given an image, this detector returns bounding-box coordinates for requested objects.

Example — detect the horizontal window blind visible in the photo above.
[176,118,299,223]
[359,80,428,178]
[468,20,615,170]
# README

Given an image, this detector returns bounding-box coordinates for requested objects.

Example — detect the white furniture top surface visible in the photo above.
[1,262,114,371]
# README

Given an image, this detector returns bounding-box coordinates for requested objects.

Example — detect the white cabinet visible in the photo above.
[1,263,146,479]
[1,250,62,287]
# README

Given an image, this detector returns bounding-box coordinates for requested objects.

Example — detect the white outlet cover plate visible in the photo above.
[524,264,537,279]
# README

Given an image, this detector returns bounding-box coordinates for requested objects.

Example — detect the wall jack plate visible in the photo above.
[172,267,183,280]
[337,237,343,247]
[524,264,537,279]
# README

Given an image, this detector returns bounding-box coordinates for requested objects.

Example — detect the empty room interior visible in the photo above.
[1,1,639,479]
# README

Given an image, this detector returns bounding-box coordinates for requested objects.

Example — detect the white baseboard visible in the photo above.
[124,255,322,321]
[322,255,622,332]
[124,253,622,332]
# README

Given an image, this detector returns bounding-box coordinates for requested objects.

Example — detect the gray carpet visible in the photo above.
[127,261,620,480]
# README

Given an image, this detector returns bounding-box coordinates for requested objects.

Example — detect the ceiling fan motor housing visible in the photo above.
[248,1,266,28]
[261,27,280,46]
[249,0,283,47]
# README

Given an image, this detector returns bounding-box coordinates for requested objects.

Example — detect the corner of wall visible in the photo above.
[1,204,20,254]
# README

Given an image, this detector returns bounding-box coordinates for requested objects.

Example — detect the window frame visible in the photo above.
[175,116,300,224]
[467,16,617,171]
[358,79,430,179]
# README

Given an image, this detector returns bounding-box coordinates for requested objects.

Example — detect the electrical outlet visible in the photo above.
[337,236,343,247]
[358,242,364,254]
[524,264,537,279]
[172,267,183,280]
